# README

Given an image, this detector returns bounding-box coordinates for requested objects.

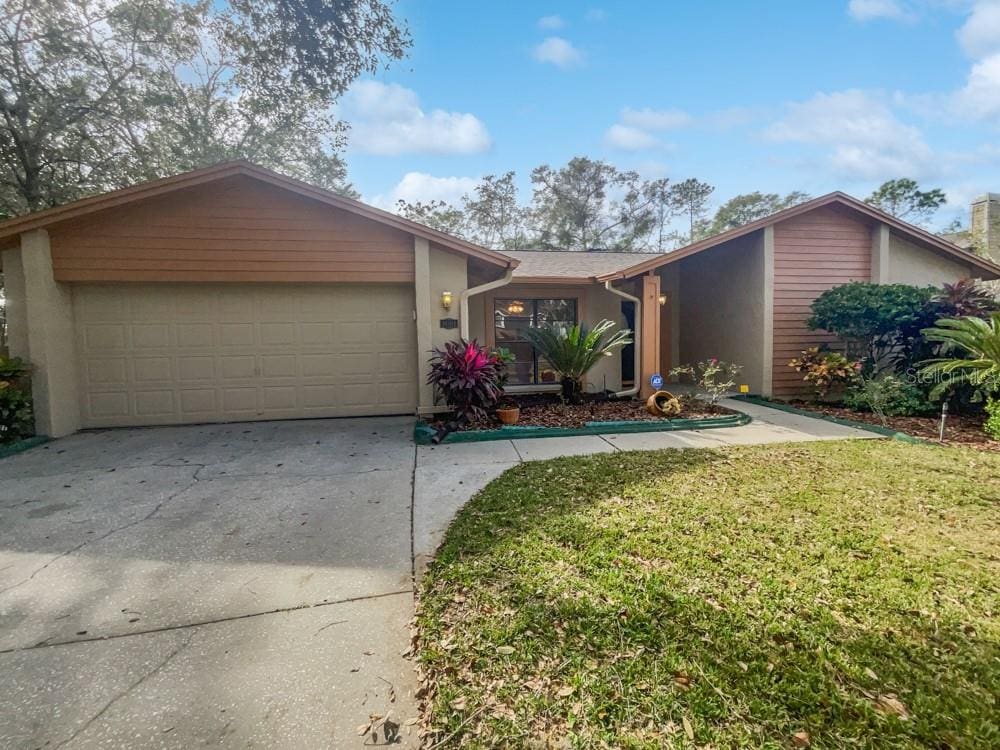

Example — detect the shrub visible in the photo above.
[427,340,504,422]
[788,347,861,398]
[669,358,742,404]
[807,282,934,371]
[522,319,632,404]
[843,374,935,420]
[986,398,1000,440]
[0,356,33,443]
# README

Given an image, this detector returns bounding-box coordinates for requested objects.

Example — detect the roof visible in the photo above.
[505,249,660,282]
[0,160,517,269]
[597,192,1000,281]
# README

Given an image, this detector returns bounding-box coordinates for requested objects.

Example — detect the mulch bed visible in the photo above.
[790,400,1000,452]
[433,393,734,431]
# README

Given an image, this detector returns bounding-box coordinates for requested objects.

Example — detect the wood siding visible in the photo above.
[49,175,415,283]
[772,206,872,397]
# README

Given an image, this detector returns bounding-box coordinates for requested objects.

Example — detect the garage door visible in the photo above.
[73,284,418,427]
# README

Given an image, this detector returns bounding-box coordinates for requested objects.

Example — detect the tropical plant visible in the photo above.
[427,340,504,422]
[669,358,742,404]
[522,319,632,403]
[0,356,32,443]
[788,347,861,398]
[843,374,935,421]
[807,282,934,371]
[919,313,1000,401]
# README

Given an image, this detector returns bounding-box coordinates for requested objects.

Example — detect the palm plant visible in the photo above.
[919,313,1000,400]
[523,319,632,403]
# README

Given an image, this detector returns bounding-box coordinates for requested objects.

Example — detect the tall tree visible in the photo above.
[462,172,529,251]
[528,157,662,251]
[669,178,715,243]
[0,0,409,217]
[865,178,945,225]
[395,199,467,237]
[705,190,810,236]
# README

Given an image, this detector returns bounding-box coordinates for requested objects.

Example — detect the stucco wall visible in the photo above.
[467,294,486,343]
[677,231,766,393]
[583,284,626,393]
[428,245,469,351]
[887,233,973,286]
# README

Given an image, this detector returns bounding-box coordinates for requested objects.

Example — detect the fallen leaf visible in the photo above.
[496,645,515,655]
[792,730,811,747]
[682,715,694,741]
[556,685,575,697]
[449,696,467,711]
[356,721,372,736]
[874,694,909,719]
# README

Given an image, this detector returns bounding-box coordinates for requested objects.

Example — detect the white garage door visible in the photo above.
[73,284,418,427]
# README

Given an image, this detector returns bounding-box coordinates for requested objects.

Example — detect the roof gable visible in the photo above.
[0,161,517,269]
[598,192,1000,281]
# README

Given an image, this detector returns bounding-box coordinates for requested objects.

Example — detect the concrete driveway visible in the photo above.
[0,417,420,749]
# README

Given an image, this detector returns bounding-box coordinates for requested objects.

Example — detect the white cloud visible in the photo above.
[537,15,564,30]
[604,124,663,151]
[370,172,479,210]
[847,0,912,22]
[957,1,1000,58]
[532,36,583,68]
[341,81,492,156]
[765,89,934,179]
[954,51,1000,118]
[620,107,694,131]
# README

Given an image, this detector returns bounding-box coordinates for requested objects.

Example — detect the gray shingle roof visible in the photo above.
[505,249,663,279]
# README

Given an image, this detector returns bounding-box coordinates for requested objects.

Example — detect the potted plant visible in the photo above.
[491,347,519,425]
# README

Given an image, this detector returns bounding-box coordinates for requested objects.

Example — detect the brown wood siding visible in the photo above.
[772,207,872,397]
[49,175,415,283]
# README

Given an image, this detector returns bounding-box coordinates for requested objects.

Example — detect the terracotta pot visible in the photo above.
[645,390,681,417]
[496,406,520,425]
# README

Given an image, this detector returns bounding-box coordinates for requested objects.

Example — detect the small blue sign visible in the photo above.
[650,373,664,389]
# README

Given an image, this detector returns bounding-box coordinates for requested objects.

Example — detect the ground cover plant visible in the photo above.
[416,441,1000,748]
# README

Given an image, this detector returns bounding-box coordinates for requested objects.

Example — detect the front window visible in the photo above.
[494,298,577,385]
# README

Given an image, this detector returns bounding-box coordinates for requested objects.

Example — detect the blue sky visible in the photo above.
[338,1,1000,229]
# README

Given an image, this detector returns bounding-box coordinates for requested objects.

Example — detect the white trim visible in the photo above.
[762,225,775,398]
[603,280,641,398]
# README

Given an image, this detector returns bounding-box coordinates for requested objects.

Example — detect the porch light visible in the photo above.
[658,293,668,306]
[440,290,453,311]
[507,300,525,314]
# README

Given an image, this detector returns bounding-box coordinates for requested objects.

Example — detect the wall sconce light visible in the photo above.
[440,290,453,311]
[658,293,668,306]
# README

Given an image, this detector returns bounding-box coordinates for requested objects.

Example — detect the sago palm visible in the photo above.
[919,313,1000,399]
[523,319,632,403]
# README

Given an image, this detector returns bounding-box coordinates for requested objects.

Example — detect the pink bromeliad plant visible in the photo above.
[427,339,506,422]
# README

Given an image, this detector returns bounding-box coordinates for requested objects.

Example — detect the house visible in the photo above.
[1,161,998,437]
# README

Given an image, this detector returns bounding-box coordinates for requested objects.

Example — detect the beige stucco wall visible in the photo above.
[582,284,626,394]
[3,230,81,437]
[415,239,471,412]
[467,294,486,343]
[676,230,766,393]
[887,233,974,286]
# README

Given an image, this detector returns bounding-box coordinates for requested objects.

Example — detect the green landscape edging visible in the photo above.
[731,394,927,445]
[0,435,49,459]
[414,412,751,445]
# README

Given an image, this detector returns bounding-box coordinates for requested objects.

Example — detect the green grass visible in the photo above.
[416,442,1000,749]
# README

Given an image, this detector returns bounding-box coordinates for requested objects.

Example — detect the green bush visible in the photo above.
[0,356,33,443]
[986,398,1000,440]
[807,282,934,370]
[843,374,936,419]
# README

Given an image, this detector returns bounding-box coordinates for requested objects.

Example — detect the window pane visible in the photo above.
[536,299,577,328]
[494,299,532,343]
[504,342,536,385]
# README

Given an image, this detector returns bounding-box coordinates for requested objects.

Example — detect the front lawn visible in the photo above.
[416,442,1000,748]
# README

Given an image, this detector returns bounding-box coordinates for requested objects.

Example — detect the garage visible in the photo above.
[0,161,518,436]
[74,283,417,427]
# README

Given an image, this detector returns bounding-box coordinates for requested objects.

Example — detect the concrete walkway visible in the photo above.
[413,397,877,575]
